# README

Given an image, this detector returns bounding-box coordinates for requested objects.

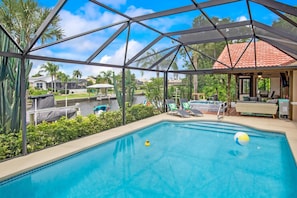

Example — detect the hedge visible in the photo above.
[0,104,159,160]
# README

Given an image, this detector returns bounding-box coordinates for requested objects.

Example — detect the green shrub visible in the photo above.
[0,104,159,161]
[28,87,48,96]
[0,133,22,160]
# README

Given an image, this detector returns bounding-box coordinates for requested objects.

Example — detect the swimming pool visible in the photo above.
[0,121,296,197]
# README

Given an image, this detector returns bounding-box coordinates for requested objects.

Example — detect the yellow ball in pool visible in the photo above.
[145,140,150,146]
[234,132,250,146]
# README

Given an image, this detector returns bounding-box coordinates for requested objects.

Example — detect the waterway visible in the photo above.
[63,95,146,116]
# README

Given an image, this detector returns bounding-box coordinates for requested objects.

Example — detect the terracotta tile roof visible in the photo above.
[213,41,296,69]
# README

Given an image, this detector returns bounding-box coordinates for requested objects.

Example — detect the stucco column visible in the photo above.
[290,71,297,121]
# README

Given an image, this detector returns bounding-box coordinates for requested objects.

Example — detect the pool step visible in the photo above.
[178,122,264,137]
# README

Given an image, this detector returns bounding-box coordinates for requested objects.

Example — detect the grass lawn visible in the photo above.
[54,89,144,101]
[55,93,97,101]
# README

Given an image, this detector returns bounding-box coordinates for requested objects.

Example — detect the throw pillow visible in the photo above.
[168,103,177,111]
[182,102,190,110]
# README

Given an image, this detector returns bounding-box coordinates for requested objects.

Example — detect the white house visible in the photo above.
[29,76,88,92]
[29,76,52,90]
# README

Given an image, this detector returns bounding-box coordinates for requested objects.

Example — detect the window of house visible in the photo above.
[36,82,43,89]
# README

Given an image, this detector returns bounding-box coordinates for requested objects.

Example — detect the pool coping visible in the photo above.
[0,114,297,182]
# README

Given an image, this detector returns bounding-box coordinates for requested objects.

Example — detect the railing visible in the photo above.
[217,102,226,120]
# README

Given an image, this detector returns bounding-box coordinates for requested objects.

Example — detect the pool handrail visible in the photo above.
[217,102,226,120]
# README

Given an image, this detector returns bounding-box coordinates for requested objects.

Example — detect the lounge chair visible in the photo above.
[180,98,204,117]
[166,99,190,118]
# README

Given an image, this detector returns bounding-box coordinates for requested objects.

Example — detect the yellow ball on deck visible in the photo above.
[234,132,250,146]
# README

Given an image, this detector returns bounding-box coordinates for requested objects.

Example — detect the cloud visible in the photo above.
[30,2,174,79]
[59,9,124,38]
[125,5,154,17]
[236,15,248,22]
[73,39,145,78]
[97,39,144,64]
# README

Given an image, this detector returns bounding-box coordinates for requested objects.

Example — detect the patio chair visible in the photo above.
[180,98,204,117]
[165,99,190,118]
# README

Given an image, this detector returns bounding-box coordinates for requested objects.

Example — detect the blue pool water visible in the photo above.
[1,121,296,197]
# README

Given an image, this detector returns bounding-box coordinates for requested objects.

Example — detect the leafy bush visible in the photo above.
[28,87,48,96]
[0,104,158,160]
[59,89,69,94]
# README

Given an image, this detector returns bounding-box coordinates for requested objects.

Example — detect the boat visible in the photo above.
[93,104,109,115]
[27,94,79,125]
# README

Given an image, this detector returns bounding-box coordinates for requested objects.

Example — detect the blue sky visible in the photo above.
[30,0,294,79]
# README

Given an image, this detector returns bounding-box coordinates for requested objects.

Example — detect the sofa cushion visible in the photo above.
[250,97,258,101]
[267,99,278,104]
[243,96,250,101]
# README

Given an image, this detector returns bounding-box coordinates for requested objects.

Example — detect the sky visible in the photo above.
[29,0,294,80]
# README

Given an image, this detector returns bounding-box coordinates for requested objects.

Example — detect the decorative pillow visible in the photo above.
[249,97,258,101]
[182,102,190,110]
[243,96,250,101]
[168,103,178,111]
[267,99,278,104]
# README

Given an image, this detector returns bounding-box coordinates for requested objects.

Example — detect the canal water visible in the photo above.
[75,95,146,116]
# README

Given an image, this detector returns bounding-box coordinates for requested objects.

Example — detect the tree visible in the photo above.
[31,72,43,77]
[272,13,297,35]
[72,69,82,88]
[96,70,113,84]
[144,78,164,111]
[0,0,64,133]
[136,48,178,78]
[40,62,59,92]
[0,0,64,45]
[57,71,70,94]
[113,70,136,108]
[179,14,241,100]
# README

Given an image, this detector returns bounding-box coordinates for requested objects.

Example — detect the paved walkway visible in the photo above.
[0,113,296,181]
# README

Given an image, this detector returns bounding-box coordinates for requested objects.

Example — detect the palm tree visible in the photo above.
[72,69,82,88]
[0,0,64,46]
[57,71,70,94]
[96,70,113,84]
[40,62,59,92]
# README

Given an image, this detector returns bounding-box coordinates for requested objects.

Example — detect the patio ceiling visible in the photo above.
[0,0,297,75]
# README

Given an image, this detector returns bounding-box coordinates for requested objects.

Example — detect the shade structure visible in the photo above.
[87,84,114,89]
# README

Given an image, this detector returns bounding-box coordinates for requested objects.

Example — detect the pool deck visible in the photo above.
[0,114,296,181]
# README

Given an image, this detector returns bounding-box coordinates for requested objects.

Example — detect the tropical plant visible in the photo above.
[0,104,157,160]
[96,70,113,84]
[0,0,64,134]
[113,70,136,108]
[40,62,60,92]
[144,78,164,112]
[0,31,32,133]
[57,71,70,94]
[72,69,82,88]
[178,14,244,104]
[31,72,43,77]
[0,0,64,45]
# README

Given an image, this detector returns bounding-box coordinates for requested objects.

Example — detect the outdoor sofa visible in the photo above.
[235,99,278,118]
